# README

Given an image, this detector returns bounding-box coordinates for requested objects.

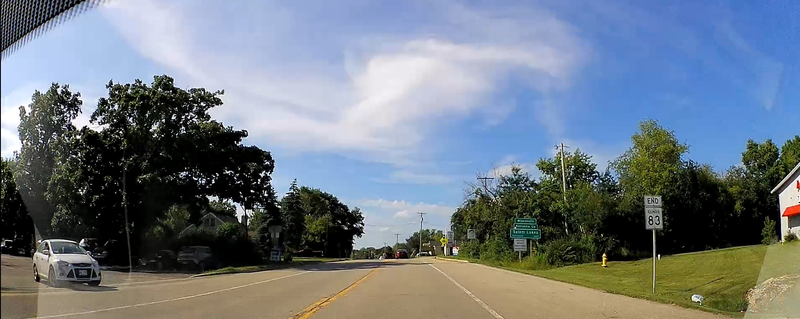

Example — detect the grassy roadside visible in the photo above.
[195,257,348,277]
[446,242,799,318]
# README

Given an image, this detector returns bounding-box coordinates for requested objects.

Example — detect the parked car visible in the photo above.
[32,239,101,287]
[91,239,128,266]
[415,251,430,257]
[177,246,218,271]
[395,249,409,259]
[1,240,13,254]
[78,238,100,252]
[139,250,177,271]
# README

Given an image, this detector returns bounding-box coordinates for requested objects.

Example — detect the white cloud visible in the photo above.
[100,0,587,166]
[487,155,540,179]
[378,227,390,233]
[381,170,454,185]
[393,210,412,219]
[353,199,454,217]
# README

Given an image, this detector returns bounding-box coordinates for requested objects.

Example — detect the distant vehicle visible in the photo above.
[1,240,13,254]
[78,238,100,252]
[395,249,409,259]
[91,239,130,266]
[139,250,177,271]
[415,251,430,257]
[32,239,101,287]
[177,246,218,271]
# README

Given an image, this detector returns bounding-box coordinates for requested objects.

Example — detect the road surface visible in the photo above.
[2,256,726,319]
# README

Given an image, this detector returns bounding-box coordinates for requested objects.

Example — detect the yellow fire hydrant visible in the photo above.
[602,253,608,268]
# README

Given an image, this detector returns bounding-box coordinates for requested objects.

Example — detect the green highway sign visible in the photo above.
[513,218,537,225]
[513,223,538,229]
[510,228,541,239]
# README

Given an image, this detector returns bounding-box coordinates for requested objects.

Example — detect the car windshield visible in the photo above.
[50,242,86,255]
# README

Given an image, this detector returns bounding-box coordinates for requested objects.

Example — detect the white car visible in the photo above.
[33,239,102,287]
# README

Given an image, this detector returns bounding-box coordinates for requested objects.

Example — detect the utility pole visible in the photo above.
[477,177,494,199]
[122,140,132,275]
[556,143,570,235]
[394,233,401,249]
[417,212,425,255]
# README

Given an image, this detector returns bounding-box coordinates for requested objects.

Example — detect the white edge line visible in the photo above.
[428,264,505,319]
[27,271,310,319]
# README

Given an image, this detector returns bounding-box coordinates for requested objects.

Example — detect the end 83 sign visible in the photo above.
[644,195,663,230]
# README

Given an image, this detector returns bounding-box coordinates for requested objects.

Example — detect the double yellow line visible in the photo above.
[290,269,376,319]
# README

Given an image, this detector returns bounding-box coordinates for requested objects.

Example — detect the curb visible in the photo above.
[434,256,470,263]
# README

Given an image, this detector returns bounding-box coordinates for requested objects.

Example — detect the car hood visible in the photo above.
[52,254,95,264]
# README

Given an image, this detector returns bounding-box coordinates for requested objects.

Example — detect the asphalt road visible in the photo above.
[1,256,726,319]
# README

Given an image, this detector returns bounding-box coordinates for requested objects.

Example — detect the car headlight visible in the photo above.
[56,260,71,268]
[92,259,99,267]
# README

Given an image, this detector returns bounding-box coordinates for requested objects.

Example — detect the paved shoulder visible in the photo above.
[430,258,727,319]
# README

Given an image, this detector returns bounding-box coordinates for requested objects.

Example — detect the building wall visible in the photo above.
[777,173,800,241]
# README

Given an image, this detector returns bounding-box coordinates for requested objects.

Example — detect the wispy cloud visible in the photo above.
[487,155,540,179]
[101,0,587,166]
[353,199,454,217]
[378,170,454,185]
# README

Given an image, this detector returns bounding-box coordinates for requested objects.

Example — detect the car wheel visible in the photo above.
[33,266,40,282]
[48,267,60,288]
[88,281,101,287]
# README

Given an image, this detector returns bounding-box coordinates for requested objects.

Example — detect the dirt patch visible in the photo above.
[746,274,800,312]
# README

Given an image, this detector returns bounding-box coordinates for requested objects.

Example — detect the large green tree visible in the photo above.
[14,83,82,237]
[1,158,33,240]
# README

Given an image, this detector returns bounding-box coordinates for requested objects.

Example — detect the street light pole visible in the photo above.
[122,141,132,274]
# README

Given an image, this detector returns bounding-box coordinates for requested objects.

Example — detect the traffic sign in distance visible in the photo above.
[513,223,537,229]
[513,218,537,225]
[513,239,527,252]
[645,207,663,230]
[467,229,476,240]
[644,195,662,207]
[510,228,541,239]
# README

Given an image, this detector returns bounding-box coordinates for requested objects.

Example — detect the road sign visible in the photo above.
[513,218,537,225]
[467,229,476,240]
[645,207,663,230]
[644,195,662,207]
[440,237,448,247]
[510,228,541,239]
[513,223,537,229]
[513,239,527,252]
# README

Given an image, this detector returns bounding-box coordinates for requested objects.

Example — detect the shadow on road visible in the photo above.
[57,283,118,292]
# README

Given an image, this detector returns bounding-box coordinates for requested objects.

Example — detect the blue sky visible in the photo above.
[1,0,798,248]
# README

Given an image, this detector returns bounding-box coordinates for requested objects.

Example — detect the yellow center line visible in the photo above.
[290,269,377,319]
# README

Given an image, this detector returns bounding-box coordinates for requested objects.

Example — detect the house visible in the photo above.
[770,162,800,242]
[179,213,247,236]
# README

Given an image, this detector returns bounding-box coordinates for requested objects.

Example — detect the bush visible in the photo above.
[458,241,481,259]
[784,231,798,243]
[540,236,596,267]
[762,217,777,245]
[216,222,242,240]
[480,237,515,262]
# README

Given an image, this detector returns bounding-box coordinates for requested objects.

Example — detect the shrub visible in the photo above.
[458,241,481,259]
[480,237,515,262]
[784,231,798,243]
[540,236,595,267]
[762,217,777,245]
[216,222,242,241]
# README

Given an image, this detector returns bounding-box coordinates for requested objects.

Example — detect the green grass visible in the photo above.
[460,242,800,318]
[195,257,347,277]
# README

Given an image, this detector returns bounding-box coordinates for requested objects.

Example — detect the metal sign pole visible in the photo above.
[652,229,656,294]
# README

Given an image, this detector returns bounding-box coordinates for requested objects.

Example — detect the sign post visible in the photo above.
[511,218,540,262]
[644,195,663,294]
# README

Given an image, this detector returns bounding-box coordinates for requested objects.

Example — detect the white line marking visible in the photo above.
[27,271,310,319]
[428,264,505,319]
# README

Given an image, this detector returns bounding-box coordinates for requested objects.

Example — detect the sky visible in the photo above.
[1,0,798,248]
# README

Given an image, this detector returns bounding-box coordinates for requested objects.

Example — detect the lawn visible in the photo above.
[459,242,799,317]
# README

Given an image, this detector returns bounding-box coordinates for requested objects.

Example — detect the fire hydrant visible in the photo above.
[602,253,608,268]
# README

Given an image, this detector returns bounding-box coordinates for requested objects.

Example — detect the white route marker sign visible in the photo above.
[513,238,527,252]
[645,207,663,230]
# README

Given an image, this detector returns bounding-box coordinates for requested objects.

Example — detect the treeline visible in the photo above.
[451,120,799,266]
[0,75,364,261]
[352,228,444,259]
